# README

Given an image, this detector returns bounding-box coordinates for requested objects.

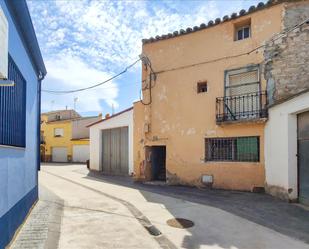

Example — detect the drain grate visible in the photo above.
[166,218,194,229]
[145,225,162,236]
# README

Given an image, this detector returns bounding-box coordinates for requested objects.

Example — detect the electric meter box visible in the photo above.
[0,6,8,79]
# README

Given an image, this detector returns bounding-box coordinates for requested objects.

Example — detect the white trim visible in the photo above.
[235,25,251,41]
[0,144,26,150]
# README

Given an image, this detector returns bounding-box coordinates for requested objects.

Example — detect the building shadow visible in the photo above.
[82,170,309,248]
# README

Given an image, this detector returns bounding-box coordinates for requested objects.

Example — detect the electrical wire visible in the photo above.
[154,18,309,75]
[42,58,141,94]
[43,80,141,95]
[42,18,308,97]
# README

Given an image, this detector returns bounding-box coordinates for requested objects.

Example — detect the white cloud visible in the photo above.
[28,0,222,69]
[27,0,261,113]
[42,54,119,113]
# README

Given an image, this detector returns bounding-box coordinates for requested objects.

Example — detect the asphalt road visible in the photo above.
[10,163,309,249]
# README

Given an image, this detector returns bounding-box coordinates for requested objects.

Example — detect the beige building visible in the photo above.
[133,0,308,192]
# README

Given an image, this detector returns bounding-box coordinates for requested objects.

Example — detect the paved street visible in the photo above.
[10,163,309,249]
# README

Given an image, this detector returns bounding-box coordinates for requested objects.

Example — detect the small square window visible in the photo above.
[236,25,251,41]
[197,81,207,93]
[54,128,64,137]
[234,19,251,41]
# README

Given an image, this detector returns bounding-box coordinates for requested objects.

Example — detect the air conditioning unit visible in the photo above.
[0,6,8,80]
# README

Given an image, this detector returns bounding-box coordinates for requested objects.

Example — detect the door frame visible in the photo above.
[297,111,309,205]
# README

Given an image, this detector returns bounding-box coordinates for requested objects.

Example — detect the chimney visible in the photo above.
[105,113,110,119]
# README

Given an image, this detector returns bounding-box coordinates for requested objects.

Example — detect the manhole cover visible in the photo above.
[166,218,194,229]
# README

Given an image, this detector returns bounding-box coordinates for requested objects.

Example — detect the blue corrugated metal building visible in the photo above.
[0,0,46,248]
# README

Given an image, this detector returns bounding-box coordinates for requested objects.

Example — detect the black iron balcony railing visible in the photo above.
[216,91,268,123]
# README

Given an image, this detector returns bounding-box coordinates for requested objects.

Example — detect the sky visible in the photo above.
[27,0,266,117]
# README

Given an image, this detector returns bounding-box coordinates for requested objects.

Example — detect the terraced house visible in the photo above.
[134,0,309,194]
[41,110,101,163]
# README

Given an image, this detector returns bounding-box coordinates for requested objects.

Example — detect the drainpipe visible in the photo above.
[37,72,45,172]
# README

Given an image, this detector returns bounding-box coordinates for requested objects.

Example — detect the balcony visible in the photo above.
[216,91,268,124]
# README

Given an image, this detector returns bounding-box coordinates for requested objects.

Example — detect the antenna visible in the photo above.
[51,100,55,111]
[74,97,78,110]
[112,104,115,115]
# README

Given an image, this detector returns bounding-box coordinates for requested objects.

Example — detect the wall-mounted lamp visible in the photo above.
[0,79,14,87]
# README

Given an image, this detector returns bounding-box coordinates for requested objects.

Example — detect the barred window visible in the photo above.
[0,55,26,147]
[205,137,259,162]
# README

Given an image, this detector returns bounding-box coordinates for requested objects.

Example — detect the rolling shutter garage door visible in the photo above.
[101,127,128,176]
[52,147,68,162]
[73,145,89,163]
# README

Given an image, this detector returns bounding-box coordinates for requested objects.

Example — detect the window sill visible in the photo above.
[203,161,261,164]
[0,144,26,150]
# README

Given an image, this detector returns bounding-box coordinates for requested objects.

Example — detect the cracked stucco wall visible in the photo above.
[133,3,287,191]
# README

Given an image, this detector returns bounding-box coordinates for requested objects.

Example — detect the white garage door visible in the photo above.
[52,147,68,162]
[73,145,89,163]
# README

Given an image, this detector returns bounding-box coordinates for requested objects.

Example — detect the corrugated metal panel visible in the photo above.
[102,129,111,173]
[101,127,128,176]
[120,127,129,175]
[0,54,26,147]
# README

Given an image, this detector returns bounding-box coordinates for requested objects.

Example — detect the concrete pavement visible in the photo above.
[10,163,309,249]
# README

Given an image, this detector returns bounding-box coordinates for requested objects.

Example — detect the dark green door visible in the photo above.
[298,111,309,205]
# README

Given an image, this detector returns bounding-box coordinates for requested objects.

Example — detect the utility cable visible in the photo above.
[42,58,141,94]
[42,18,308,96]
[154,18,309,75]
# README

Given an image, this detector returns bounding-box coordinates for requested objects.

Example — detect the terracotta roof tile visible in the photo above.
[142,0,284,45]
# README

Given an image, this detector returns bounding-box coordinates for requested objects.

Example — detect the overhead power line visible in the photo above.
[42,58,141,94]
[43,18,309,95]
[155,18,309,75]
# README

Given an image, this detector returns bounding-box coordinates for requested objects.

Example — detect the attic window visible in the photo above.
[234,19,251,41]
[55,114,61,120]
[197,81,207,93]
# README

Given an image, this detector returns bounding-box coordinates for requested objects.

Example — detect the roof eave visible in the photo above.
[5,0,47,78]
[142,0,286,45]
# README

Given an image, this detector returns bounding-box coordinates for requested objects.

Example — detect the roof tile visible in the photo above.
[142,0,285,45]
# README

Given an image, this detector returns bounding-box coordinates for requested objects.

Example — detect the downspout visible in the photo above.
[37,72,45,172]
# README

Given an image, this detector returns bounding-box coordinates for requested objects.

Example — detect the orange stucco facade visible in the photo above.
[134,3,285,191]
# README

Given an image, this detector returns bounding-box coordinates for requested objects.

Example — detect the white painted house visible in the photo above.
[265,92,309,203]
[88,107,133,176]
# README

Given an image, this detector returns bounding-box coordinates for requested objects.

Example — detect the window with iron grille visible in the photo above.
[205,136,259,162]
[0,55,27,147]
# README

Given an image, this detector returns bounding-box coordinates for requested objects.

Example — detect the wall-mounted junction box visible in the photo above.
[0,6,8,79]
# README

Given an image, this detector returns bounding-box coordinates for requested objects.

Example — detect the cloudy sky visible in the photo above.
[27,0,265,116]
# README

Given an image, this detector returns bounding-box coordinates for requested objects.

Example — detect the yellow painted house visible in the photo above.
[134,0,308,192]
[41,110,101,163]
